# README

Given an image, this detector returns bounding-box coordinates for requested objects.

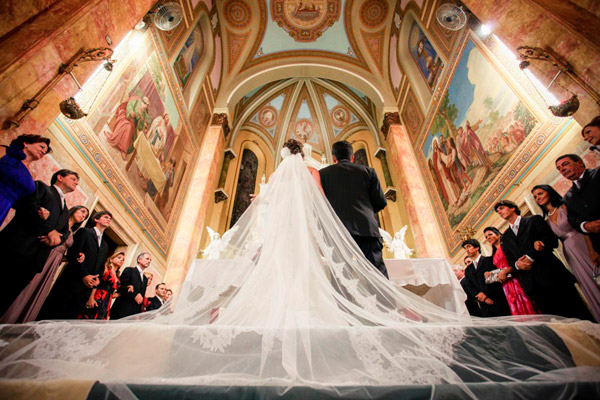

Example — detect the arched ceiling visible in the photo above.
[231,78,379,155]
[216,0,398,112]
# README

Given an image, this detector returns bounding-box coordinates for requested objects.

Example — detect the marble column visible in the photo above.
[383,114,447,258]
[164,118,226,293]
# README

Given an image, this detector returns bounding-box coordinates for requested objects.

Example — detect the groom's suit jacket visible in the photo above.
[319,159,387,237]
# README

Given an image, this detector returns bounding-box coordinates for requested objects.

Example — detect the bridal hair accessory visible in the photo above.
[280,147,292,158]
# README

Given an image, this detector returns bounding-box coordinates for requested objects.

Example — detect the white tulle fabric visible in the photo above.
[1,152,599,399]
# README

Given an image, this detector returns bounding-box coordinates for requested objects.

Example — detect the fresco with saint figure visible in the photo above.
[422,38,537,228]
[409,22,443,90]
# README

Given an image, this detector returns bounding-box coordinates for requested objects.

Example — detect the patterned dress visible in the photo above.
[78,269,120,320]
[493,245,540,315]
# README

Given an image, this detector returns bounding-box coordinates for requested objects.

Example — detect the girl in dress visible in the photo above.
[1,205,89,323]
[532,184,600,321]
[483,227,540,315]
[78,252,125,320]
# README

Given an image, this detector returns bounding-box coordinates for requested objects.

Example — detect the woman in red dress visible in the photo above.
[483,227,540,315]
[78,252,125,320]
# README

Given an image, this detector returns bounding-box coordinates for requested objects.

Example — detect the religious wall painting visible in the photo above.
[409,22,443,91]
[294,119,315,142]
[331,105,349,129]
[271,0,341,42]
[259,106,278,128]
[422,38,538,229]
[87,43,191,223]
[173,21,204,88]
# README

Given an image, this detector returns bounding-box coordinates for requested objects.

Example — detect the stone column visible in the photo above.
[382,113,447,258]
[164,114,228,292]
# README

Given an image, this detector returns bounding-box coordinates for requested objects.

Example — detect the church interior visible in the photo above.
[1,0,600,397]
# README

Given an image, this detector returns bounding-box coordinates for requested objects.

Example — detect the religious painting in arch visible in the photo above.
[409,21,444,91]
[173,21,204,89]
[85,35,192,223]
[422,37,538,229]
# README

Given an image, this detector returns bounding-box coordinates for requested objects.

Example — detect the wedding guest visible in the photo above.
[581,116,600,154]
[110,252,151,319]
[532,185,600,321]
[145,283,167,312]
[455,259,481,317]
[38,211,112,320]
[0,169,77,316]
[483,227,539,316]
[141,272,154,311]
[0,134,51,226]
[461,239,510,317]
[78,252,125,320]
[1,205,88,323]
[165,289,173,302]
[494,200,591,319]
[556,154,600,254]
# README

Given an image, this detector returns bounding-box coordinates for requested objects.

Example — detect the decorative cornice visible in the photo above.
[215,188,229,203]
[380,111,400,139]
[211,113,230,138]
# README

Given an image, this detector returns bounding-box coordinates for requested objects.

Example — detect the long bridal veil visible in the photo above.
[0,150,599,398]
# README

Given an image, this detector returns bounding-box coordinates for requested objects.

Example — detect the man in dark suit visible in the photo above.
[494,200,591,319]
[111,252,151,319]
[455,257,482,317]
[319,141,388,277]
[0,169,78,316]
[461,239,510,317]
[145,282,166,312]
[38,210,112,320]
[556,154,600,254]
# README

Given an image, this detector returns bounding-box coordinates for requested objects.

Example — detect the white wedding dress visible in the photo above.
[0,149,599,399]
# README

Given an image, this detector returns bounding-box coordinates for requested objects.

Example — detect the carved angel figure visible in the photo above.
[380,226,414,259]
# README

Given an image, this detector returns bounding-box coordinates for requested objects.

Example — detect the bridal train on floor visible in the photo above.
[0,150,599,399]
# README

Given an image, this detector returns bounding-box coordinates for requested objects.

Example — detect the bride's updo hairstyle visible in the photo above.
[283,138,304,157]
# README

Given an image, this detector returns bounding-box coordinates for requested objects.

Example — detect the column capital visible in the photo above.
[211,113,230,138]
[380,112,401,140]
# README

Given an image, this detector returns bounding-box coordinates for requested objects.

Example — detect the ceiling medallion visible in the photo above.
[271,0,341,42]
[224,0,251,29]
[259,106,278,127]
[360,0,388,28]
[331,105,349,128]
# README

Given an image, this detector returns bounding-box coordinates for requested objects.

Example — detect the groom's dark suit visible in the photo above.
[319,159,388,277]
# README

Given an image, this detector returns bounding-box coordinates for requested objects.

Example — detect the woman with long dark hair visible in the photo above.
[532,184,600,321]
[1,205,89,323]
[483,226,540,315]
[79,251,125,320]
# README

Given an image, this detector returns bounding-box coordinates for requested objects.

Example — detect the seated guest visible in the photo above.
[454,259,481,317]
[532,185,600,322]
[110,252,151,319]
[581,115,600,154]
[145,282,167,312]
[461,239,510,317]
[555,154,600,254]
[494,200,591,319]
[1,205,88,323]
[38,211,112,320]
[78,252,125,320]
[0,134,51,226]
[483,227,539,316]
[0,169,77,316]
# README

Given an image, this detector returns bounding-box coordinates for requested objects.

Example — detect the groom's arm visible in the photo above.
[368,168,387,213]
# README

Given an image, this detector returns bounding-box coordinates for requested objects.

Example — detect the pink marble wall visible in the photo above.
[387,124,447,257]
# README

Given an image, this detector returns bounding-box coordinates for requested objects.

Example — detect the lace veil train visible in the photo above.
[0,149,599,399]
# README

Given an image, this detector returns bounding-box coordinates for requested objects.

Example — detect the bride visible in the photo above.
[0,140,599,398]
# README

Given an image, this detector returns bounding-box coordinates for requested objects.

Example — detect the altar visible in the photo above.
[385,258,467,316]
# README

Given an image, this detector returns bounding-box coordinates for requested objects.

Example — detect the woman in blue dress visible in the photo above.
[0,134,51,226]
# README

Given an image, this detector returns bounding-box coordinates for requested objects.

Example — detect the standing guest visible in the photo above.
[455,258,481,317]
[145,283,167,312]
[556,154,600,254]
[165,289,173,302]
[483,227,540,316]
[581,116,600,154]
[0,134,51,226]
[0,169,76,316]
[532,185,600,322]
[141,272,154,311]
[494,200,591,319]
[38,211,112,320]
[461,239,510,317]
[78,252,125,320]
[1,205,88,323]
[110,252,151,319]
[320,141,388,278]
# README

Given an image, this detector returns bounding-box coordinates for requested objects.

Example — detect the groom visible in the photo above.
[320,141,389,278]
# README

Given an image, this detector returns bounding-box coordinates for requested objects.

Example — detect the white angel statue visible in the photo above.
[380,226,414,259]
[201,226,238,259]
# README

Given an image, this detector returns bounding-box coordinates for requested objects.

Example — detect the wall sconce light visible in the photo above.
[3,47,115,129]
[517,45,600,117]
